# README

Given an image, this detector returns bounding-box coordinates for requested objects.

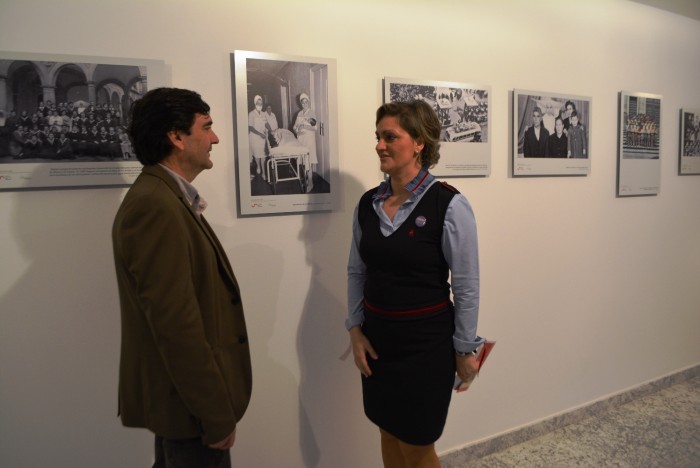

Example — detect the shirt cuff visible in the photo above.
[453,335,485,354]
[345,314,364,331]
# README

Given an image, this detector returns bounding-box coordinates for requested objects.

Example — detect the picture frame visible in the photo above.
[230,50,339,216]
[617,91,662,196]
[679,108,700,175]
[513,89,592,177]
[0,51,166,191]
[384,77,491,177]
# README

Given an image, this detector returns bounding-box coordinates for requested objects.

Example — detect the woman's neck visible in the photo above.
[389,165,422,196]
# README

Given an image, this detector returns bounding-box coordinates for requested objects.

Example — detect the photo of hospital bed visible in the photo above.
[267,128,310,194]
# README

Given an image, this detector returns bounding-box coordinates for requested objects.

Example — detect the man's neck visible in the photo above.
[161,157,198,183]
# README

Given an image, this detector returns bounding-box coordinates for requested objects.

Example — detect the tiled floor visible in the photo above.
[445,375,700,467]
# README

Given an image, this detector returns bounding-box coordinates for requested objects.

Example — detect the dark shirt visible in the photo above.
[545,132,568,158]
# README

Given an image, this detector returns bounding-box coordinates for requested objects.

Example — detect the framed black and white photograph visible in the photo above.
[0,51,166,190]
[231,50,339,216]
[384,77,491,177]
[679,108,700,175]
[617,91,661,196]
[513,89,591,177]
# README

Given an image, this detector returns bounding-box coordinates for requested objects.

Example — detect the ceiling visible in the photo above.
[629,0,700,22]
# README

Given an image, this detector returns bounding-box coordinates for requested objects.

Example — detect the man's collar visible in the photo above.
[158,163,208,215]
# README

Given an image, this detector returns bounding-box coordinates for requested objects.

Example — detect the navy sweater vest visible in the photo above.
[358,181,458,313]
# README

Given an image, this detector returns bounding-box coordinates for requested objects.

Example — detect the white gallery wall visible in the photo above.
[1,0,699,466]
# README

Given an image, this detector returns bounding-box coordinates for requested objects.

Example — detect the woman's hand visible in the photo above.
[455,354,479,389]
[349,326,378,377]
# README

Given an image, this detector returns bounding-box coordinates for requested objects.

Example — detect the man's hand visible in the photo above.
[208,429,236,450]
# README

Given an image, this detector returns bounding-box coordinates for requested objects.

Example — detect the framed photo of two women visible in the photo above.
[230,50,339,216]
[513,89,592,177]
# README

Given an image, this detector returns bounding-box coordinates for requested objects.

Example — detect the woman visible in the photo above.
[293,93,317,191]
[347,100,483,468]
[560,100,576,132]
[248,94,268,181]
[545,117,568,158]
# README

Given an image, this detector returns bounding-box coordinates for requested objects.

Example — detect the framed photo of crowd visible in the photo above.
[679,108,700,175]
[513,89,592,177]
[0,51,166,190]
[384,77,491,177]
[230,50,339,217]
[617,91,662,196]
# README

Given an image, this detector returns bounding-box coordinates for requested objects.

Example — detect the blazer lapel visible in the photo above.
[141,165,241,296]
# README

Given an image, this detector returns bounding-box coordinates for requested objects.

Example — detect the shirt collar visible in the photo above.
[158,163,208,215]
[373,166,434,201]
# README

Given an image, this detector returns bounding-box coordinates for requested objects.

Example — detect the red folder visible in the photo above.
[454,340,495,393]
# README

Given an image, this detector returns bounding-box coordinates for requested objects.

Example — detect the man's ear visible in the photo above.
[167,130,185,151]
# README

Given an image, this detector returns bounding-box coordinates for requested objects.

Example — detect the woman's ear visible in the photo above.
[415,139,425,156]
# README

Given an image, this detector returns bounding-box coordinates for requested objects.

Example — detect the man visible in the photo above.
[523,106,549,158]
[112,87,252,468]
[264,104,279,132]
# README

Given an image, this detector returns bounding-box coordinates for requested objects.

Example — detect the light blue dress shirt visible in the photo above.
[346,168,483,353]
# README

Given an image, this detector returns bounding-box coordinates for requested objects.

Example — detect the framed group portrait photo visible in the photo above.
[230,50,339,216]
[384,76,491,177]
[617,91,662,196]
[0,51,166,190]
[513,89,592,177]
[679,108,700,175]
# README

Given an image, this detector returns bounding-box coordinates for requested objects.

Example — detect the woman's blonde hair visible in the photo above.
[376,100,441,167]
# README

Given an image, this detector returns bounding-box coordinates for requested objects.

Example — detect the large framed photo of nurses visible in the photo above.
[384,77,491,177]
[512,89,591,177]
[617,91,662,196]
[230,50,339,217]
[679,108,700,175]
[0,51,166,191]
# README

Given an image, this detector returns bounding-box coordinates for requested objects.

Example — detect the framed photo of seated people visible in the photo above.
[679,108,700,175]
[617,91,662,196]
[384,77,491,177]
[512,89,592,177]
[230,50,339,217]
[0,51,166,191]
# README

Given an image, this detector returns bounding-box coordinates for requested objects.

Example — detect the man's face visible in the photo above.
[532,111,542,127]
[266,106,272,115]
[180,113,219,176]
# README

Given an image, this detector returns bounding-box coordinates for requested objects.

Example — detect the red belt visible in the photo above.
[363,298,450,316]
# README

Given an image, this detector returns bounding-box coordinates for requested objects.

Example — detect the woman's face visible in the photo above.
[375,115,422,177]
[555,119,564,135]
[301,98,309,110]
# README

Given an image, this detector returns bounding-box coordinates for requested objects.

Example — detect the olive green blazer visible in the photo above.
[112,164,251,445]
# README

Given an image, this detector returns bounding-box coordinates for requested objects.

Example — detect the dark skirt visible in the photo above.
[361,305,456,445]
